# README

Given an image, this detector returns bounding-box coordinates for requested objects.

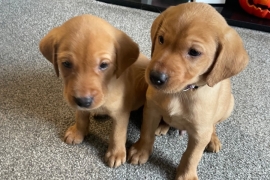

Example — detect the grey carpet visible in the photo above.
[0,0,269,179]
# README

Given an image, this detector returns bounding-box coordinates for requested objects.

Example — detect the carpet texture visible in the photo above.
[0,0,269,179]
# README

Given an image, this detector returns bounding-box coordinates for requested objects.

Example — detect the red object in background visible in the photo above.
[239,0,270,19]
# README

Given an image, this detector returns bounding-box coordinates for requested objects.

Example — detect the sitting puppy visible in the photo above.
[128,3,248,179]
[39,14,149,168]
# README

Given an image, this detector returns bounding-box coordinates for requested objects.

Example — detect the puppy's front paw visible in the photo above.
[64,125,86,145]
[105,147,126,168]
[176,175,198,180]
[155,120,170,136]
[205,135,221,153]
[155,123,170,136]
[128,141,152,165]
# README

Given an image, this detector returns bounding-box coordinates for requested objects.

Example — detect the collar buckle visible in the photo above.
[183,84,198,91]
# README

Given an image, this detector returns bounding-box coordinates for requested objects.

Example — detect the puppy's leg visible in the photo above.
[64,110,90,144]
[205,126,221,153]
[205,94,234,153]
[128,102,161,165]
[155,119,170,136]
[176,127,213,180]
[105,111,129,168]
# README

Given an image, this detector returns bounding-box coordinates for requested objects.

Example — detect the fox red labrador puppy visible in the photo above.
[128,3,248,179]
[40,14,149,168]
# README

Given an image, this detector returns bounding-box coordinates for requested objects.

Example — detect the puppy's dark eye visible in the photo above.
[99,62,109,70]
[62,61,72,68]
[158,35,164,44]
[188,48,201,57]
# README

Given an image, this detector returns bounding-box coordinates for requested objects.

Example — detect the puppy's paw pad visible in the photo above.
[206,136,221,153]
[64,125,85,145]
[128,144,151,165]
[105,149,126,168]
[155,124,170,136]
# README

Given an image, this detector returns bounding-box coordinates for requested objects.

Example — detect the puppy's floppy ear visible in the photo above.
[206,28,249,87]
[39,27,60,77]
[114,30,139,78]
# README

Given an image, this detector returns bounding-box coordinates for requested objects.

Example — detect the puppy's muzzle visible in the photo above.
[149,71,168,87]
[74,96,93,108]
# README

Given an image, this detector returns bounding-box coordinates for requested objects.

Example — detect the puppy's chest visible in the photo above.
[157,95,193,128]
[91,93,124,116]
[167,97,185,117]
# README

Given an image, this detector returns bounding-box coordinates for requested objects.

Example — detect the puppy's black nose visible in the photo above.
[74,97,93,108]
[149,71,168,86]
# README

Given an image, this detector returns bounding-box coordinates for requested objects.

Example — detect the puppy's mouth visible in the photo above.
[148,70,198,93]
[64,84,104,110]
[148,70,168,88]
[73,96,94,110]
[66,94,103,111]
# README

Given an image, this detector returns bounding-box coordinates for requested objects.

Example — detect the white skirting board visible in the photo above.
[193,0,226,4]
